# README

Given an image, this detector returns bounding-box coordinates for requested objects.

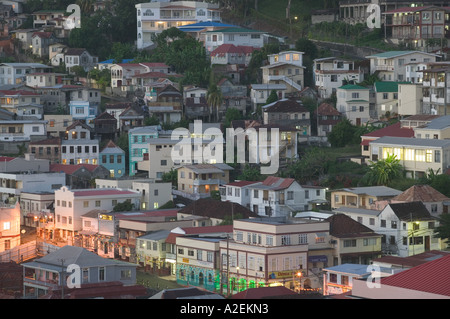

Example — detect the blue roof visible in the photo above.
[99,59,134,64]
[324,263,393,277]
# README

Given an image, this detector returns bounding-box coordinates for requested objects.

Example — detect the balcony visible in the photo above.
[24,276,60,290]
[192,178,223,186]
[374,65,395,72]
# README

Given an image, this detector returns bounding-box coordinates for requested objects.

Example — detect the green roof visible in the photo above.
[346,100,369,103]
[206,27,265,33]
[374,81,411,93]
[338,84,368,90]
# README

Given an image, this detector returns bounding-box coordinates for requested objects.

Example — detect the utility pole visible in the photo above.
[60,259,65,299]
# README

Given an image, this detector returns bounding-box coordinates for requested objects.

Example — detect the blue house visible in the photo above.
[99,140,126,178]
[69,100,98,127]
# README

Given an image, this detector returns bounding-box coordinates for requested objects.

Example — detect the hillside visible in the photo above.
[220,0,339,41]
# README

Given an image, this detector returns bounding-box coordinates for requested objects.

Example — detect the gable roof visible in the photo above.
[379,254,450,297]
[262,98,309,113]
[24,245,136,268]
[386,201,435,221]
[261,176,296,190]
[64,48,88,56]
[49,163,102,175]
[178,198,258,219]
[211,44,258,57]
[66,120,93,131]
[316,102,341,116]
[100,140,124,154]
[391,184,450,203]
[362,122,415,139]
[326,213,381,238]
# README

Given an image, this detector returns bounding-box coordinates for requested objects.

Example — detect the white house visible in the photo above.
[136,0,221,50]
[54,186,141,242]
[314,57,364,99]
[221,176,327,217]
[64,48,98,72]
[261,51,305,93]
[0,62,52,85]
[250,83,287,110]
[0,170,65,205]
[336,84,371,126]
[365,50,439,82]
[60,121,99,165]
[204,27,266,53]
[376,202,445,257]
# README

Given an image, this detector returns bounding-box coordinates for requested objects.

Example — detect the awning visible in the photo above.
[308,255,328,263]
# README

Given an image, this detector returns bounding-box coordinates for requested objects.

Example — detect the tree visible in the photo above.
[327,119,357,147]
[266,89,278,104]
[162,169,177,188]
[237,164,262,181]
[363,154,404,186]
[224,107,243,129]
[433,213,450,242]
[207,83,223,122]
[113,201,133,212]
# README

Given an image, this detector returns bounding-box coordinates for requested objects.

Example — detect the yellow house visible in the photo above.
[331,186,402,210]
[176,163,232,199]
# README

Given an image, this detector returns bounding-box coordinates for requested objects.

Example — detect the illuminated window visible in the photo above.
[404,148,414,161]
[3,222,10,230]
[153,202,159,209]
[415,149,425,162]
[426,150,432,162]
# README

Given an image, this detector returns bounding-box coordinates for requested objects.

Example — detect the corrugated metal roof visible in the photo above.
[380,254,450,297]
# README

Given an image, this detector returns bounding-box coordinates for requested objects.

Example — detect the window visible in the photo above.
[299,233,308,244]
[380,219,386,228]
[391,220,397,229]
[95,200,101,207]
[281,235,291,245]
[197,249,203,261]
[253,190,259,198]
[329,273,338,283]
[434,151,441,163]
[287,191,294,200]
[343,239,357,247]
[266,235,273,246]
[99,267,105,281]
[120,270,131,280]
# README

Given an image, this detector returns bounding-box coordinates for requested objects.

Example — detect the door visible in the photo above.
[425,236,430,251]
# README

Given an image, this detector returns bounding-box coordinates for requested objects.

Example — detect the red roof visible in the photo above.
[362,122,414,138]
[50,163,100,175]
[0,90,39,96]
[211,44,257,57]
[0,156,15,162]
[226,180,261,187]
[262,176,295,190]
[72,189,137,197]
[380,254,450,297]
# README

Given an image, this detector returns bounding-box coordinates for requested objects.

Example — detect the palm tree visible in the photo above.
[363,154,403,186]
[207,83,222,122]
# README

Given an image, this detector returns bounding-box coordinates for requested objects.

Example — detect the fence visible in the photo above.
[0,241,60,263]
